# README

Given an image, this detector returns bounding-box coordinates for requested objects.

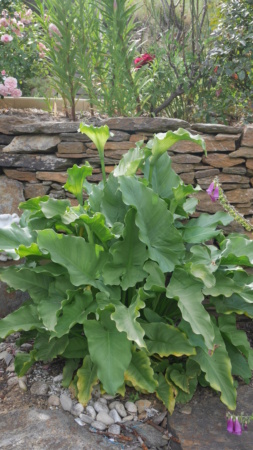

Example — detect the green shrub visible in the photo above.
[0,126,253,412]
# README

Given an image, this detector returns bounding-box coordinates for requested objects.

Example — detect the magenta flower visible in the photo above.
[1,34,13,43]
[49,23,61,37]
[227,417,234,433]
[206,182,219,202]
[233,417,242,435]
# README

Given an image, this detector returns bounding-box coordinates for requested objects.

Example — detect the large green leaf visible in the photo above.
[211,294,253,318]
[62,359,80,388]
[77,355,98,405]
[155,373,177,414]
[64,163,93,205]
[111,297,146,348]
[149,128,206,167]
[62,336,88,359]
[78,212,114,242]
[166,268,215,349]
[119,177,185,272]
[34,332,69,360]
[143,261,166,293]
[143,152,181,199]
[181,212,233,244]
[124,349,158,393]
[52,290,93,338]
[189,263,216,288]
[203,272,241,298]
[37,230,106,287]
[189,323,237,410]
[114,141,149,176]
[0,303,42,339]
[225,341,252,383]
[14,350,37,377]
[0,224,35,260]
[102,208,148,289]
[40,198,71,218]
[16,243,45,259]
[0,266,52,302]
[19,196,49,211]
[143,322,196,357]
[83,311,132,394]
[220,235,253,267]
[101,174,128,226]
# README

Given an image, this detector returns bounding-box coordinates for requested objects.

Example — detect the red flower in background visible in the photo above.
[232,73,238,80]
[134,53,155,69]
[214,66,218,73]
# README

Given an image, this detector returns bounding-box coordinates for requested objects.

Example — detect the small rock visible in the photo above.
[122,415,134,422]
[6,363,15,372]
[125,401,137,414]
[91,420,107,431]
[48,395,60,407]
[0,351,13,366]
[53,374,63,383]
[18,379,27,391]
[7,376,19,387]
[86,405,96,420]
[75,418,86,426]
[153,411,167,425]
[109,409,122,423]
[96,411,115,426]
[99,397,108,405]
[71,403,84,416]
[179,405,192,415]
[103,394,117,400]
[115,402,127,418]
[30,381,49,396]
[94,400,109,414]
[79,414,93,425]
[138,411,148,420]
[20,343,33,351]
[135,399,151,414]
[60,393,73,412]
[108,424,121,435]
[0,343,6,352]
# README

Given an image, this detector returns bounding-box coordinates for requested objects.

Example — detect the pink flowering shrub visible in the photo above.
[0,75,22,98]
[1,34,13,42]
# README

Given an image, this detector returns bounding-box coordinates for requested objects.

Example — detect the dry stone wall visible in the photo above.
[0,115,253,234]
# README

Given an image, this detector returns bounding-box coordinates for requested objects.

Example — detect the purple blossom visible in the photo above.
[233,417,242,435]
[206,182,219,202]
[227,417,234,433]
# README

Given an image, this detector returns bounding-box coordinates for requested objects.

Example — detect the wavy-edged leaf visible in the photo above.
[14,350,37,377]
[220,235,253,267]
[64,163,93,205]
[211,294,253,318]
[79,212,114,242]
[203,272,241,298]
[119,176,185,272]
[62,337,88,359]
[114,141,149,176]
[112,297,146,348]
[124,349,157,393]
[79,123,110,155]
[103,208,148,289]
[143,322,196,357]
[77,355,98,405]
[155,373,177,415]
[143,261,166,292]
[62,359,80,388]
[225,341,252,383]
[83,311,132,394]
[19,196,49,211]
[0,302,42,339]
[166,268,215,349]
[101,174,128,226]
[143,152,180,199]
[16,243,45,258]
[40,198,71,218]
[37,229,106,287]
[0,224,35,260]
[34,332,69,360]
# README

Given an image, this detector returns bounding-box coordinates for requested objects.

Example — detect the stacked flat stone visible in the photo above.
[0,116,252,231]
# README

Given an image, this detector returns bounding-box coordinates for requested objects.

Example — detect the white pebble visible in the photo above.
[109,409,122,423]
[94,400,109,414]
[115,402,127,418]
[108,424,121,435]
[71,403,84,416]
[48,395,60,407]
[96,411,115,426]
[18,379,27,391]
[86,405,96,420]
[60,393,73,412]
[125,401,137,414]
[7,376,19,387]
[91,420,107,431]
[53,374,63,383]
[75,418,85,426]
[122,415,134,422]
[79,414,93,424]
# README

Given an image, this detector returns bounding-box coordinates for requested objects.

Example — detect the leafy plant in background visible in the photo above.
[0,126,253,413]
[0,0,45,96]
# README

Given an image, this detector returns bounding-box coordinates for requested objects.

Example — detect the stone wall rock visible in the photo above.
[0,176,25,215]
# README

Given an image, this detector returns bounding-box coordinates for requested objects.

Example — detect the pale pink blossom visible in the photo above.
[0,18,9,27]
[17,21,24,28]
[10,18,17,25]
[1,34,13,43]
[25,9,33,17]
[0,84,9,96]
[20,18,31,25]
[39,52,46,58]
[4,77,18,90]
[38,42,47,51]
[14,12,20,18]
[1,70,6,76]
[49,23,61,37]
[12,28,22,37]
[11,88,22,97]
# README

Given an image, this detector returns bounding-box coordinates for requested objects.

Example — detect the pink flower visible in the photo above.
[39,52,46,58]
[1,70,6,76]
[38,42,47,51]
[4,77,17,90]
[134,53,155,69]
[49,23,61,37]
[25,9,33,18]
[1,34,13,43]
[215,88,222,97]
[227,417,233,433]
[10,88,22,97]
[233,418,242,435]
[206,182,219,202]
[0,18,9,27]
[0,83,9,96]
